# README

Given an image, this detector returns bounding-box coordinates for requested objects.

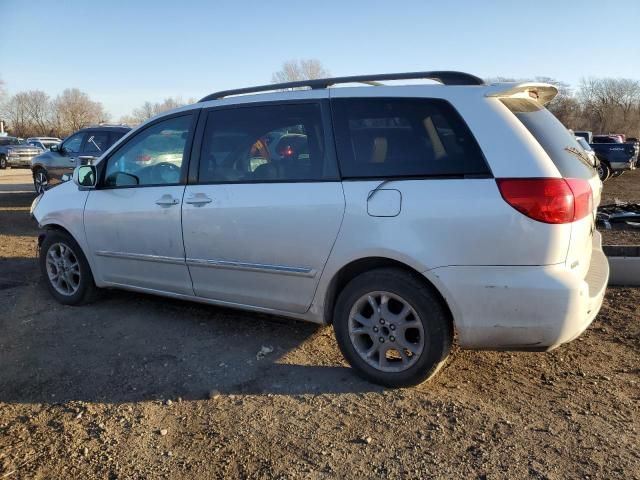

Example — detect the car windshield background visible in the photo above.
[331,98,489,179]
[104,115,192,187]
[198,103,336,183]
[502,98,594,179]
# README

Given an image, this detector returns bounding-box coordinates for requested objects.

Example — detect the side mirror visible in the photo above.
[73,165,97,188]
[50,144,60,152]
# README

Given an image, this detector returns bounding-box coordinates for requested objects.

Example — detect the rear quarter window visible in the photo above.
[501,98,595,179]
[331,98,490,178]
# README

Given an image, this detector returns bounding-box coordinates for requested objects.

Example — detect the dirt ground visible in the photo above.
[0,168,638,479]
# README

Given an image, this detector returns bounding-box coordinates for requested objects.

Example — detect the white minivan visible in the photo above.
[31,71,609,387]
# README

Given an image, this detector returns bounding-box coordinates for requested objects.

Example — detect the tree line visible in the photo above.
[1,64,639,140]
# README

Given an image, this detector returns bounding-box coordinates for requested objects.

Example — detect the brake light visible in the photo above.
[279,145,294,157]
[496,178,592,224]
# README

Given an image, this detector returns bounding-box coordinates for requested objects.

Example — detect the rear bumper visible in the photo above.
[427,232,609,351]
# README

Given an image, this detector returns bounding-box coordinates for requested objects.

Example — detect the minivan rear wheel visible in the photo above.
[333,268,451,387]
[40,230,98,305]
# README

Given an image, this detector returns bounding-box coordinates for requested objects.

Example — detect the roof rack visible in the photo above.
[199,71,484,102]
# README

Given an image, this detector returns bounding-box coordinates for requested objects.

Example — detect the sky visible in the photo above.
[2,0,639,119]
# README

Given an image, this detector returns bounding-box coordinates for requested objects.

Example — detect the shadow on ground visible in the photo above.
[0,263,381,404]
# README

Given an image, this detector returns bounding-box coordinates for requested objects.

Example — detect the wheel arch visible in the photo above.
[322,256,455,334]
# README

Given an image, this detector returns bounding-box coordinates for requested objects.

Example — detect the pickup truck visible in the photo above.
[0,136,43,169]
[591,135,638,180]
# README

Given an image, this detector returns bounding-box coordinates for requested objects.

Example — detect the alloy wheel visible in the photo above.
[34,171,48,194]
[348,291,425,373]
[45,242,81,296]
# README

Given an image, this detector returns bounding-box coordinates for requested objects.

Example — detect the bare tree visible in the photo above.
[130,97,190,123]
[271,59,330,83]
[1,92,30,137]
[23,90,53,134]
[52,88,108,135]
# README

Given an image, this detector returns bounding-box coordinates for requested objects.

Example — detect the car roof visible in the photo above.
[77,125,131,133]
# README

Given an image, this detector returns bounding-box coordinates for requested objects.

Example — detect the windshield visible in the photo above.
[501,98,595,179]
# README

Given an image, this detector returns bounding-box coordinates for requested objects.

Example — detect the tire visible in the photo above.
[33,168,49,194]
[39,230,98,305]
[597,162,611,182]
[333,268,452,388]
[0,155,7,169]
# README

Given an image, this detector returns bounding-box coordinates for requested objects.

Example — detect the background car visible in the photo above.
[26,137,62,151]
[30,125,130,194]
[0,136,42,169]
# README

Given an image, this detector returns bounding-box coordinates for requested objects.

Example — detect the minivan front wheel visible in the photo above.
[40,230,97,305]
[333,268,451,387]
[0,155,7,169]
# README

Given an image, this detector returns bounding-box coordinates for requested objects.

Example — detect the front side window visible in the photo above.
[103,115,192,187]
[62,133,85,154]
[83,131,110,154]
[332,98,489,178]
[199,103,336,183]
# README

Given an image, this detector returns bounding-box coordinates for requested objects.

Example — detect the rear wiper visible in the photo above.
[565,146,596,168]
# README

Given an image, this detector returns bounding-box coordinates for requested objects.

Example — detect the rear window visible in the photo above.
[501,98,595,179]
[331,98,489,178]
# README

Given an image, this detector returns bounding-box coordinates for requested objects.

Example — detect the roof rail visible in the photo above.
[199,71,484,102]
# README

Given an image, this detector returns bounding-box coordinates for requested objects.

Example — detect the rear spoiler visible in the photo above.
[484,82,558,106]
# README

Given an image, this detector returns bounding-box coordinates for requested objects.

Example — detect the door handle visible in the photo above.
[185,194,213,207]
[155,195,180,207]
[69,157,76,163]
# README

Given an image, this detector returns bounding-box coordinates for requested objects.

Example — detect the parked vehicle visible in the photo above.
[31,72,609,387]
[0,136,42,169]
[26,137,62,151]
[574,130,593,144]
[590,136,637,181]
[30,125,130,194]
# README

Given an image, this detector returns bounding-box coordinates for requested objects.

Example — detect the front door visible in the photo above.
[51,131,85,184]
[182,100,345,313]
[84,113,198,295]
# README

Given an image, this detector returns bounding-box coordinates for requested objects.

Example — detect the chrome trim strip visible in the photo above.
[186,258,316,277]
[95,250,185,266]
[95,250,316,277]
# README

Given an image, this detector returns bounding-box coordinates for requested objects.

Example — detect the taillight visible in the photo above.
[496,178,592,224]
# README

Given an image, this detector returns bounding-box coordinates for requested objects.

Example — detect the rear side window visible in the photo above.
[331,98,489,178]
[501,98,595,179]
[83,131,110,154]
[199,103,338,183]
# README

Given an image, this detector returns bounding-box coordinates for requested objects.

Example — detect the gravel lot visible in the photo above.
[0,168,638,479]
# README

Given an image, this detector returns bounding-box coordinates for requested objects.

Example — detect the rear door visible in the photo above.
[79,129,110,165]
[182,99,345,313]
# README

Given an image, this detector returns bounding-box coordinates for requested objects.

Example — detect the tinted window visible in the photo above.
[83,131,110,154]
[62,132,85,154]
[502,98,594,179]
[199,103,336,183]
[108,131,127,149]
[332,98,488,178]
[104,115,192,187]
